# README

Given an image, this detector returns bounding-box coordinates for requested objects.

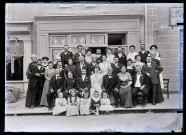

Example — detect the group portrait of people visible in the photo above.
[25,43,164,116]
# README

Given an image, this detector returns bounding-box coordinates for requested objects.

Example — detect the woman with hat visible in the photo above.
[85,48,92,64]
[42,56,49,69]
[150,45,161,61]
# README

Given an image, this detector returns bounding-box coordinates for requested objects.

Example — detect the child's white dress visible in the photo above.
[99,98,114,111]
[53,98,67,115]
[66,96,80,116]
[80,98,91,115]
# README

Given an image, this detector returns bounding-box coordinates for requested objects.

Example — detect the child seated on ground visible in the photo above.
[90,91,101,116]
[99,92,114,114]
[53,92,67,116]
[66,89,80,116]
[80,91,91,115]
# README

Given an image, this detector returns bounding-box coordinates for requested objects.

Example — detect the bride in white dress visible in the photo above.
[90,66,103,98]
[99,55,111,76]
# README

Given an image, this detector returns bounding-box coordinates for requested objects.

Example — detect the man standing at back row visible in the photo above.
[60,45,73,67]
[138,44,150,64]
[73,45,85,65]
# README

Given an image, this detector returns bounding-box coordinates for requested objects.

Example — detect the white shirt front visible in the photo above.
[80,62,84,70]
[115,63,118,67]
[141,51,145,54]
[127,52,138,62]
[135,73,141,87]
[82,75,86,81]
[38,66,41,70]
[147,63,151,67]
[79,52,82,56]
[118,53,122,58]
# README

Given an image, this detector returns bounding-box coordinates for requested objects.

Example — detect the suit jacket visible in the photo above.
[115,53,127,66]
[72,52,85,65]
[138,50,150,64]
[102,74,120,90]
[58,67,65,78]
[96,55,103,64]
[76,75,91,91]
[64,78,77,90]
[53,63,58,69]
[90,62,99,74]
[30,65,45,88]
[152,59,160,66]
[75,62,91,77]
[132,73,149,88]
[111,63,123,75]
[142,63,163,84]
[49,75,64,92]
[64,64,76,78]
[60,51,73,66]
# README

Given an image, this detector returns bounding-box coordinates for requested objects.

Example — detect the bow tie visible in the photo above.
[137,73,141,75]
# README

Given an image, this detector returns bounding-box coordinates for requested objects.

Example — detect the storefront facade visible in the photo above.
[5,3,183,95]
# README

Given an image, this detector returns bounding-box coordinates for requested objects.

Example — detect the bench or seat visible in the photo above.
[162,79,170,99]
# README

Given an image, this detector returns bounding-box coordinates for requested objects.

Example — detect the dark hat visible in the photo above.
[150,45,158,50]
[86,48,92,54]
[126,58,133,62]
[135,54,141,60]
[42,56,49,60]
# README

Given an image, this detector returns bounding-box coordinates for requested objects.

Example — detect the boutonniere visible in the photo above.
[57,76,61,79]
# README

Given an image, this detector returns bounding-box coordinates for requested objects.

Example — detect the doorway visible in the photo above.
[88,47,107,55]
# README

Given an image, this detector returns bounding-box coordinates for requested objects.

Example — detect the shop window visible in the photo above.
[6,40,24,81]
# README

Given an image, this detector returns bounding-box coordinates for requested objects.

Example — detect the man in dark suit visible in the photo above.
[60,45,73,67]
[72,45,85,65]
[56,61,65,78]
[53,55,61,69]
[142,56,163,105]
[46,68,64,110]
[132,65,149,107]
[76,69,91,98]
[29,59,45,108]
[102,66,120,108]
[96,48,102,64]
[115,47,127,66]
[75,55,91,78]
[111,56,123,75]
[138,44,150,64]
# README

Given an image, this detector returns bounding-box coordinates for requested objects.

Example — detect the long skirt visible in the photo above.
[99,105,114,111]
[66,105,79,116]
[40,80,50,106]
[80,105,90,115]
[119,82,133,108]
[53,105,67,115]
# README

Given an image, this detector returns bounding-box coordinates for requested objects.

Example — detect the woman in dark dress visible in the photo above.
[25,54,38,107]
[118,66,133,108]
[126,58,136,77]
[64,57,76,79]
[63,71,77,99]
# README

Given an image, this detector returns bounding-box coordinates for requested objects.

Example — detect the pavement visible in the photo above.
[5,113,183,132]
